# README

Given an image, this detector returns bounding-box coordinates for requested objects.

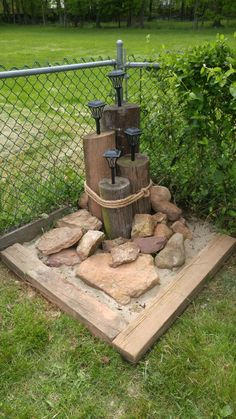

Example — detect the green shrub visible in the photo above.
[141,37,236,233]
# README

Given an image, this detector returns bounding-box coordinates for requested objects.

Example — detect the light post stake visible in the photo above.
[103,149,121,184]
[87,100,106,135]
[124,127,142,161]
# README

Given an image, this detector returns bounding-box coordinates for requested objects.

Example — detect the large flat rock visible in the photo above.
[37,227,83,255]
[56,209,102,231]
[76,253,160,305]
[46,248,81,267]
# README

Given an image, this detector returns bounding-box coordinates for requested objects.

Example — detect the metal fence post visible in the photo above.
[116,39,124,70]
[116,39,124,102]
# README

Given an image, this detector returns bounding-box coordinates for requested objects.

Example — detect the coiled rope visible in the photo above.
[84,180,152,209]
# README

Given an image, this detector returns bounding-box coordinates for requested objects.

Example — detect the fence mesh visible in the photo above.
[0,59,118,233]
[0,55,161,235]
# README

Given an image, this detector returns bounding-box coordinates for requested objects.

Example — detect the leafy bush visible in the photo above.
[141,37,236,233]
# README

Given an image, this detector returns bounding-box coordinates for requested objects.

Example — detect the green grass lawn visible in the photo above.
[0,255,235,418]
[0,24,235,417]
[0,22,235,68]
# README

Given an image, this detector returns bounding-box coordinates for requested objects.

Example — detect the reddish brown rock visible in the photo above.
[150,185,171,203]
[46,248,81,267]
[110,242,140,268]
[154,223,173,240]
[131,214,155,238]
[37,227,83,255]
[155,233,185,269]
[152,212,168,225]
[171,220,193,240]
[133,236,166,254]
[76,230,105,261]
[56,209,102,231]
[151,200,182,221]
[78,192,89,210]
[76,253,160,305]
[102,237,129,252]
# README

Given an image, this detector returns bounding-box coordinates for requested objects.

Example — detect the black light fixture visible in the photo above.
[87,100,106,135]
[107,69,125,107]
[103,148,121,184]
[124,127,142,161]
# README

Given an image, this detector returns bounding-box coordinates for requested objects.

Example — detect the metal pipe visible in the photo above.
[116,40,124,70]
[117,87,122,107]
[0,59,116,79]
[131,146,135,161]
[111,167,115,184]
[116,40,124,104]
[125,62,160,69]
[95,119,100,135]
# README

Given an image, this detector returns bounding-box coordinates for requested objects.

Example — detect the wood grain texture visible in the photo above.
[101,104,140,155]
[99,177,133,239]
[113,234,236,363]
[83,130,115,220]
[1,244,127,341]
[117,153,151,215]
[0,206,70,251]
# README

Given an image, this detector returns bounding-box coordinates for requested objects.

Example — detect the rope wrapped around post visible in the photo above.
[84,180,153,209]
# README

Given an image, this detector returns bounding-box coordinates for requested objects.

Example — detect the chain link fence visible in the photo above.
[0,45,159,235]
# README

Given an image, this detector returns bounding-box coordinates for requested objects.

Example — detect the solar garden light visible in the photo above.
[87,100,106,135]
[124,127,142,161]
[103,148,121,184]
[107,69,125,107]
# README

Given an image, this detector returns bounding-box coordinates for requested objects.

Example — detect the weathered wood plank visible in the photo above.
[0,206,70,251]
[99,177,133,239]
[117,154,151,215]
[1,244,127,342]
[113,234,236,363]
[83,130,115,220]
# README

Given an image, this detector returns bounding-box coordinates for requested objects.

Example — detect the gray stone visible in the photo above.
[133,236,166,254]
[110,242,140,267]
[131,214,155,238]
[152,212,168,224]
[76,253,160,305]
[102,237,129,252]
[154,223,173,240]
[151,200,182,221]
[78,192,89,210]
[155,233,185,269]
[76,230,105,261]
[57,209,102,231]
[171,220,193,240]
[37,227,83,255]
[150,185,171,203]
[46,248,81,267]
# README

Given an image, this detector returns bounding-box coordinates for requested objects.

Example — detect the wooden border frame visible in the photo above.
[0,206,70,251]
[1,234,235,363]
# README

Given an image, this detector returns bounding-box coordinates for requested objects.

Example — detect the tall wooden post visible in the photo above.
[101,103,140,155]
[99,177,133,239]
[117,153,151,215]
[83,131,116,220]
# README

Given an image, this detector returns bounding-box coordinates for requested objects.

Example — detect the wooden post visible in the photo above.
[101,103,140,155]
[99,177,133,239]
[117,153,151,215]
[83,130,116,220]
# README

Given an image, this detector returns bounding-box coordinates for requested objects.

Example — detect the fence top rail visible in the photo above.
[0,59,116,80]
[125,62,160,69]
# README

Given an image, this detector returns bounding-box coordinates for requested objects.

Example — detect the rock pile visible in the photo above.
[35,185,192,305]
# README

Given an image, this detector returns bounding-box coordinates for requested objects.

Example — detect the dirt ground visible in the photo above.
[23,216,216,323]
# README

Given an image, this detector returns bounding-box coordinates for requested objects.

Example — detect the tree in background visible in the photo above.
[0,0,235,27]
